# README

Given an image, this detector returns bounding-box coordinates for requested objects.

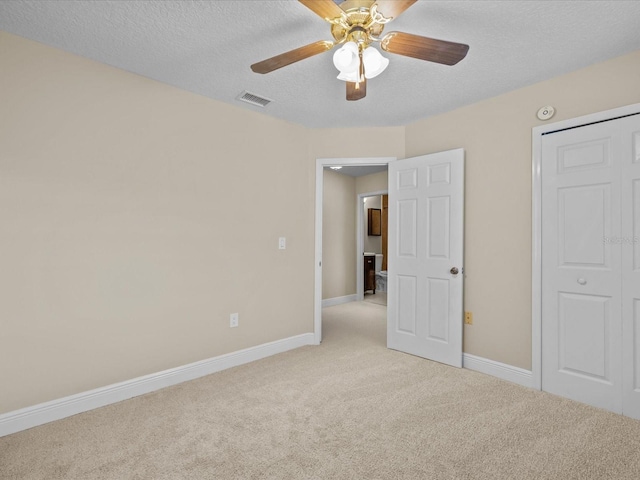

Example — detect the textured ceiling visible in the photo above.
[1,0,640,129]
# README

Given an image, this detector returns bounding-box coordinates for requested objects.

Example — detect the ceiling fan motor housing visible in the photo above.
[330,0,385,48]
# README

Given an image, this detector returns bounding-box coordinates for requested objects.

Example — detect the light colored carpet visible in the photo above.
[2,301,640,479]
[364,291,387,306]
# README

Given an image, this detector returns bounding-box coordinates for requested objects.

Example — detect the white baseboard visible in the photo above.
[322,294,357,308]
[0,333,315,438]
[463,353,533,389]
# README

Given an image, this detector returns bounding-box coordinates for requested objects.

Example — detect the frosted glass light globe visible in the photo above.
[333,41,359,74]
[363,47,389,79]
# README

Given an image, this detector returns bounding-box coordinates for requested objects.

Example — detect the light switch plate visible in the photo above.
[279,237,286,250]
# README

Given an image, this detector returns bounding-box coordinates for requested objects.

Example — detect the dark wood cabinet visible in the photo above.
[364,254,376,294]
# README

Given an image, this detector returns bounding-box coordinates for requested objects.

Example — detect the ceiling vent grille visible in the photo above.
[236,91,272,108]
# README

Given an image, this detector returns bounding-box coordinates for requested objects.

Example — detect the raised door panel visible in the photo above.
[427,196,450,260]
[634,179,640,270]
[558,293,611,382]
[634,300,640,391]
[557,138,610,173]
[427,278,449,342]
[396,275,417,335]
[558,184,610,268]
[397,168,418,190]
[427,163,451,186]
[397,200,417,258]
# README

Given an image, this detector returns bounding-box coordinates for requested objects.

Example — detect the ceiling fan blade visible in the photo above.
[346,79,366,101]
[373,0,418,21]
[298,0,347,23]
[381,32,469,65]
[251,40,334,74]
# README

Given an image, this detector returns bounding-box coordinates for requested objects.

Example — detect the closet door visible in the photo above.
[621,116,640,420]
[541,120,623,414]
[541,112,640,420]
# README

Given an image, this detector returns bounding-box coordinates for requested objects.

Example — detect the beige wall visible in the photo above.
[405,50,640,370]
[0,32,406,414]
[322,170,356,299]
[355,171,388,195]
[309,127,404,162]
[0,32,314,413]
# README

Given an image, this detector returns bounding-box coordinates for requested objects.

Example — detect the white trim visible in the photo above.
[322,294,357,308]
[531,102,640,391]
[532,123,543,390]
[0,333,314,438]
[357,189,388,301]
[314,157,395,344]
[463,353,533,389]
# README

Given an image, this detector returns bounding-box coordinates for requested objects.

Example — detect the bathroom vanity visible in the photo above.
[364,254,376,294]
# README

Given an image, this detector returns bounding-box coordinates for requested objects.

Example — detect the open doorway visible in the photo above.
[317,151,465,368]
[360,193,388,306]
[314,157,395,344]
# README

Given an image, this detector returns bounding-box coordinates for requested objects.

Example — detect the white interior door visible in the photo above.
[387,149,464,367]
[541,113,640,419]
[621,117,640,420]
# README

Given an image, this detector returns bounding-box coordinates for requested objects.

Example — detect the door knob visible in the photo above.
[450,267,459,275]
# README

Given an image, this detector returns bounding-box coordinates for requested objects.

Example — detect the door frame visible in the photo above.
[531,102,640,390]
[357,190,388,301]
[314,157,396,344]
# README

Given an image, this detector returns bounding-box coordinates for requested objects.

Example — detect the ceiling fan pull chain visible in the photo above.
[357,47,365,88]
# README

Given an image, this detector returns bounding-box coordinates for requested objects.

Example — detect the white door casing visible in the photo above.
[314,157,396,344]
[540,113,640,419]
[387,149,464,367]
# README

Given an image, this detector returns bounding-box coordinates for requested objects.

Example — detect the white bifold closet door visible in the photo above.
[541,113,640,419]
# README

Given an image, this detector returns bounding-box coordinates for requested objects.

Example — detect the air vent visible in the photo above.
[236,91,272,108]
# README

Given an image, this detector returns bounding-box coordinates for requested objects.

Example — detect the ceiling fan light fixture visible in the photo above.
[336,46,389,82]
[332,41,359,74]
[362,47,389,79]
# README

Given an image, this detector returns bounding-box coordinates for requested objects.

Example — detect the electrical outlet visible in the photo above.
[230,313,239,328]
[464,311,473,325]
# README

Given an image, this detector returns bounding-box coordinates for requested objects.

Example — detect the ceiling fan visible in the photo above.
[250,0,469,101]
